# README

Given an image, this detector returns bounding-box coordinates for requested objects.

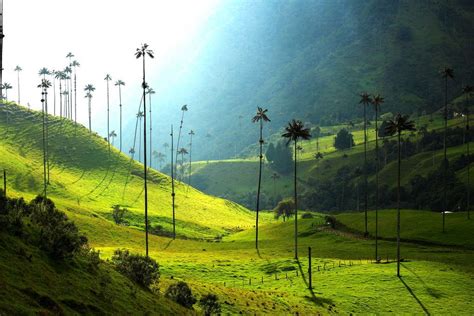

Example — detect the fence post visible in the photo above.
[308,247,312,290]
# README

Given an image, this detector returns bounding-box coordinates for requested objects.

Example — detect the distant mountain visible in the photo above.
[134,0,474,161]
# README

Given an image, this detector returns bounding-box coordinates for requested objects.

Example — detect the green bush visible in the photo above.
[111,249,160,287]
[111,205,128,225]
[29,196,87,259]
[301,212,313,219]
[165,281,196,309]
[199,293,221,315]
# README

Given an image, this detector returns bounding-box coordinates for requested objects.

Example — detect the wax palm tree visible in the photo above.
[371,94,384,261]
[104,74,112,150]
[66,53,74,117]
[55,71,66,117]
[135,43,154,257]
[129,148,135,155]
[188,130,195,187]
[14,65,22,104]
[359,92,372,237]
[282,119,311,259]
[157,152,166,170]
[38,79,52,197]
[38,67,50,80]
[64,66,72,119]
[146,87,155,168]
[71,60,80,124]
[385,114,416,277]
[109,130,117,147]
[178,147,189,180]
[84,84,95,132]
[252,107,270,249]
[441,67,454,232]
[463,85,473,220]
[1,82,11,100]
[114,80,125,152]
[175,104,188,175]
[170,125,176,239]
[136,111,145,162]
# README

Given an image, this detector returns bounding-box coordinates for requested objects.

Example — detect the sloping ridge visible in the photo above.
[0,102,254,239]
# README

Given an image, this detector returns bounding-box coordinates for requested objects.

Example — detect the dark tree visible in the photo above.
[282,119,311,259]
[252,107,270,249]
[334,128,355,150]
[385,113,416,277]
[359,92,373,237]
[165,281,196,309]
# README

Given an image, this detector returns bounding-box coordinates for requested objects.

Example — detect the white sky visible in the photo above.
[3,0,219,132]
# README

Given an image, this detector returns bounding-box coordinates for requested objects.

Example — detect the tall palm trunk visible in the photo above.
[106,79,110,151]
[74,70,77,124]
[443,76,448,233]
[119,85,123,152]
[53,78,56,115]
[467,102,471,220]
[397,131,401,277]
[188,134,193,187]
[141,55,149,257]
[255,120,263,249]
[59,80,63,118]
[171,125,176,239]
[175,110,186,175]
[88,96,91,132]
[294,139,298,260]
[363,103,368,236]
[41,90,47,199]
[375,107,379,261]
[149,93,152,168]
[45,90,50,184]
[16,70,20,104]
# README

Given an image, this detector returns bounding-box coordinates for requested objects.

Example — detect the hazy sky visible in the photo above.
[3,0,219,131]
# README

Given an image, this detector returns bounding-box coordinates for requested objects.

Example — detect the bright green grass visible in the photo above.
[1,103,473,314]
[336,210,474,248]
[0,103,254,239]
[0,232,188,315]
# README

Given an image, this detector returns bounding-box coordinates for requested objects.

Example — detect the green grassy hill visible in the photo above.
[0,102,254,240]
[190,112,473,211]
[0,232,187,315]
[0,103,473,314]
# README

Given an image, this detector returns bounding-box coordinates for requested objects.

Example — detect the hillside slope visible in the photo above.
[0,102,254,239]
[146,0,474,160]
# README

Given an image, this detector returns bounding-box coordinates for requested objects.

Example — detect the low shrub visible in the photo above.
[165,281,196,309]
[199,293,221,315]
[29,196,87,259]
[111,249,160,287]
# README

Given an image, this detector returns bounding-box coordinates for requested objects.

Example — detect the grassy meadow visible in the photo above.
[0,102,473,314]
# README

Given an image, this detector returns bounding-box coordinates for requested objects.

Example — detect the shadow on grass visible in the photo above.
[296,259,334,307]
[402,263,444,299]
[163,239,174,250]
[399,276,430,315]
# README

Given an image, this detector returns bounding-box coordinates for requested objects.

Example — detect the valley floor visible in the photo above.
[85,211,474,315]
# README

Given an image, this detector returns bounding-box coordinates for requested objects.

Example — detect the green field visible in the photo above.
[0,103,473,314]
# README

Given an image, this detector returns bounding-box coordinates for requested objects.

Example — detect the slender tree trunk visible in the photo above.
[375,106,379,261]
[142,55,149,257]
[443,76,447,233]
[53,78,56,115]
[45,90,50,184]
[256,120,263,249]
[468,108,471,220]
[88,97,91,132]
[59,80,63,118]
[74,70,77,124]
[119,85,123,152]
[364,103,368,236]
[41,90,47,199]
[106,78,110,151]
[188,134,193,187]
[294,139,298,260]
[17,71,20,104]
[397,132,401,277]
[175,111,185,175]
[171,125,176,239]
[149,92,152,168]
